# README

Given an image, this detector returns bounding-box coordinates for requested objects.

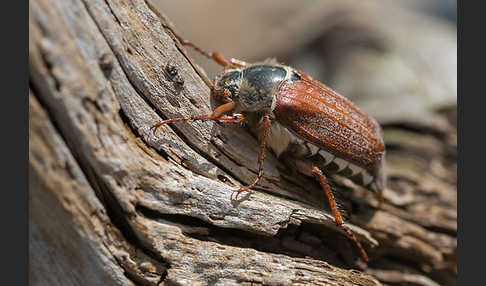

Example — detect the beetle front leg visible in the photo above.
[231,115,271,200]
[311,166,369,262]
[151,101,244,134]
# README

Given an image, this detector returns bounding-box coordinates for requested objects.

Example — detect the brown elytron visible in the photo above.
[151,36,386,262]
[276,74,384,171]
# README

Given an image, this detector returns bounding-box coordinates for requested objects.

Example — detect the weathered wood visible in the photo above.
[29,0,456,285]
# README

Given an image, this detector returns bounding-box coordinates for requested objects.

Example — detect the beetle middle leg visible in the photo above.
[231,115,271,200]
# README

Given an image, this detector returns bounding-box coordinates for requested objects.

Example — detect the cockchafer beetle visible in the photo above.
[151,37,386,262]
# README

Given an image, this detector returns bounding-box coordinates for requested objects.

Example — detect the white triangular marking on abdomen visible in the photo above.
[348,163,363,176]
[319,150,335,166]
[333,158,348,172]
[362,171,373,185]
[306,143,319,156]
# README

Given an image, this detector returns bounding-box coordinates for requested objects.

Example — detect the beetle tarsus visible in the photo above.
[312,166,369,262]
[340,223,369,262]
[376,189,384,209]
[230,189,245,201]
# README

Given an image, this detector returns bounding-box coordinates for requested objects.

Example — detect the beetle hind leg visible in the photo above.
[311,166,369,262]
[376,189,384,209]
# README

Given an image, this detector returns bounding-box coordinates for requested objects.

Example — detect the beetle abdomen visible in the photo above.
[264,121,384,192]
[313,147,385,192]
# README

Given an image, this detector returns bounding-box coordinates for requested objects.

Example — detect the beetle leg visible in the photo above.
[311,166,369,262]
[376,189,384,209]
[231,115,271,200]
[228,58,248,68]
[220,89,233,103]
[151,101,243,134]
[180,39,248,68]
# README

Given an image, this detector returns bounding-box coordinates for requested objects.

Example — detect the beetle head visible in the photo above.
[213,70,242,102]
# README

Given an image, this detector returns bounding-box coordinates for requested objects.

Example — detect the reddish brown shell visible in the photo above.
[274,70,385,171]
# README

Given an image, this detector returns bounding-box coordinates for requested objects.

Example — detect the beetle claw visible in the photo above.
[230,190,241,201]
[150,123,162,134]
[231,188,248,201]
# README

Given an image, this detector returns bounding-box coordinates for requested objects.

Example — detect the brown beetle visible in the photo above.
[152,39,386,262]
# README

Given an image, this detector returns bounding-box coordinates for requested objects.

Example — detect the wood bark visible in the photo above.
[29,0,457,285]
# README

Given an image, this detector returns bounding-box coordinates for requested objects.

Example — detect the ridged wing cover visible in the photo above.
[274,71,385,172]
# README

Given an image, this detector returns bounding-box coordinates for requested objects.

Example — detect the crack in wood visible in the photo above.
[135,204,363,268]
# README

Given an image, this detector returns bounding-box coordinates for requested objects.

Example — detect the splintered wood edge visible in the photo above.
[30,91,167,286]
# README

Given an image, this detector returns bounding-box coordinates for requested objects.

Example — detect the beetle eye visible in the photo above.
[216,71,242,93]
[227,85,238,96]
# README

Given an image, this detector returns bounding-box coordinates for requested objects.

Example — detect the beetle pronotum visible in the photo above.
[151,36,386,262]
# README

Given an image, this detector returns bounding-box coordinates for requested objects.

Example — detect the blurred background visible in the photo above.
[154,0,456,129]
[152,2,457,284]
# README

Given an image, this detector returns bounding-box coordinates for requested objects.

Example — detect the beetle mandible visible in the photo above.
[151,37,386,262]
